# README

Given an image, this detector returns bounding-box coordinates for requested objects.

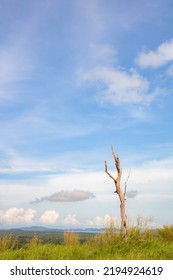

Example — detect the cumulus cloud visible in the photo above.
[63,214,80,225]
[39,211,60,225]
[136,39,173,68]
[80,66,157,106]
[32,189,95,203]
[87,214,120,227]
[0,208,36,224]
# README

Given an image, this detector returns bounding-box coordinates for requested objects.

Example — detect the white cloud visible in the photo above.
[63,214,80,225]
[49,171,109,194]
[0,147,55,174]
[0,107,98,156]
[128,106,148,120]
[136,39,173,68]
[89,43,117,65]
[39,211,60,225]
[0,45,31,85]
[0,208,36,224]
[0,145,103,175]
[87,214,120,227]
[0,39,36,102]
[0,10,39,102]
[80,66,157,106]
[0,153,173,228]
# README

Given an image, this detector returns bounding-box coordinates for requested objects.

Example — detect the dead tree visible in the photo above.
[104,146,128,240]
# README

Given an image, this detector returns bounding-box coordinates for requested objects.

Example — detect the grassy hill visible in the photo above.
[0,224,173,260]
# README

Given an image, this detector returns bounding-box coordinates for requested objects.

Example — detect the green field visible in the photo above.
[0,225,173,260]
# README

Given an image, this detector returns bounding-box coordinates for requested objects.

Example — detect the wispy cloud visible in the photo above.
[0,32,36,102]
[0,105,99,154]
[136,39,173,68]
[0,147,56,174]
[80,66,158,106]
[0,44,33,86]
[88,43,117,66]
[32,189,96,203]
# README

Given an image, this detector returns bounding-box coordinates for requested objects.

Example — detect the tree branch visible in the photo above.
[104,160,108,173]
[124,171,130,198]
[104,160,117,182]
[111,146,121,174]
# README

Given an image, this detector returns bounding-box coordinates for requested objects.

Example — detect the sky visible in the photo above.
[0,0,173,229]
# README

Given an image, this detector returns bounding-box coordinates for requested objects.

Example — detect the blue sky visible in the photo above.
[0,0,173,229]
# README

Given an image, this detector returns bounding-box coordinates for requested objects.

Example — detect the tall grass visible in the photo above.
[158,225,173,241]
[0,221,173,260]
[0,235,17,252]
[63,231,80,246]
[27,235,42,247]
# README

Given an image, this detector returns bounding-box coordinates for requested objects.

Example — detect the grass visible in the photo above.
[0,224,173,260]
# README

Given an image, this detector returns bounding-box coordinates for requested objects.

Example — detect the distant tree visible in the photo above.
[104,146,129,240]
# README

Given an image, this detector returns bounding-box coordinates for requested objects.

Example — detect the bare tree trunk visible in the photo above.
[105,146,128,240]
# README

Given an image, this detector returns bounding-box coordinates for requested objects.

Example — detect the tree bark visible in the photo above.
[105,146,127,240]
